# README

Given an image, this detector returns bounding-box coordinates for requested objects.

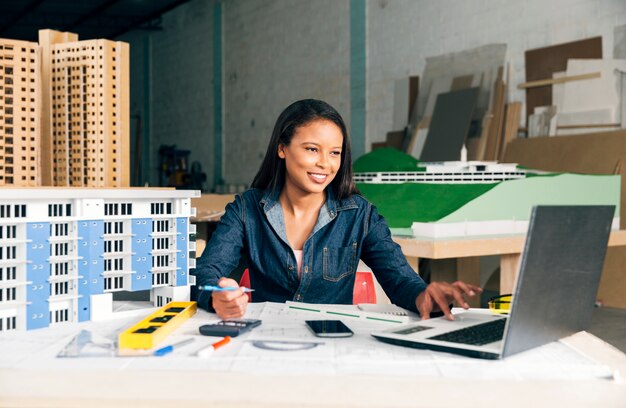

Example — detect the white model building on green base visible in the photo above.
[354,148,620,238]
[0,188,199,332]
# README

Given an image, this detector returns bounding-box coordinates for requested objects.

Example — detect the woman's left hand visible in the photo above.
[415,281,483,320]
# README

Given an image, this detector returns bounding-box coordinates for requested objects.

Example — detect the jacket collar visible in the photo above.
[259,186,357,217]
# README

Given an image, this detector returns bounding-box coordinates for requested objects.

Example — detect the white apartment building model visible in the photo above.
[354,161,526,184]
[0,188,199,332]
[1,29,128,187]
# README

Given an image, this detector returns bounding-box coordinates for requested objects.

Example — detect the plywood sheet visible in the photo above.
[409,44,506,139]
[524,36,602,124]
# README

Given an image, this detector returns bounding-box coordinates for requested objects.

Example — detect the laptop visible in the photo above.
[371,205,614,359]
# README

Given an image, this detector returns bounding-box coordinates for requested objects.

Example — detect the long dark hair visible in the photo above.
[251,99,359,199]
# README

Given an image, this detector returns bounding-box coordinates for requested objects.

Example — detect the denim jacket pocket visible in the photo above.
[322,242,357,282]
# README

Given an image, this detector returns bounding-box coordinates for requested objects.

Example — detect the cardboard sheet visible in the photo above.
[503,130,626,309]
[524,37,602,124]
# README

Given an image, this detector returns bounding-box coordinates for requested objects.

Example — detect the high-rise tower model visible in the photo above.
[0,39,41,186]
[0,29,129,187]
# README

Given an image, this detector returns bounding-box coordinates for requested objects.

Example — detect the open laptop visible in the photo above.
[371,205,614,359]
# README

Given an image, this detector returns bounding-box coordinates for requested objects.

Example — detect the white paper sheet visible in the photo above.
[0,302,616,380]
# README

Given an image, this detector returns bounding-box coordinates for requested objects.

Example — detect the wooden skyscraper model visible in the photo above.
[0,29,129,187]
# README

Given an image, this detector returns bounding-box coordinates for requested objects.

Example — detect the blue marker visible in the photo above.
[154,338,195,357]
[198,285,255,293]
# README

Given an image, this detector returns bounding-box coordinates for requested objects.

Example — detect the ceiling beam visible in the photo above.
[63,0,122,31]
[109,0,192,38]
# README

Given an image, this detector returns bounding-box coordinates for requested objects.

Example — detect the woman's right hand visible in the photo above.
[211,277,249,319]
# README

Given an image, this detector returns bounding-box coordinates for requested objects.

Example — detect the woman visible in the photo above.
[193,99,480,319]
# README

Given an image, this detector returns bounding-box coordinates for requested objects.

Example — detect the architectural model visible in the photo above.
[0,29,129,187]
[354,148,620,238]
[0,188,199,332]
[354,161,526,184]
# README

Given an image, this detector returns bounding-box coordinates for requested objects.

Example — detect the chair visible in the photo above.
[239,269,377,304]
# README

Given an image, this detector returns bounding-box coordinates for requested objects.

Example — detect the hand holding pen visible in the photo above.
[210,277,250,320]
[198,285,254,293]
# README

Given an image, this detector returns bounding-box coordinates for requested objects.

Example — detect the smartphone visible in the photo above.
[305,320,354,338]
[199,318,262,337]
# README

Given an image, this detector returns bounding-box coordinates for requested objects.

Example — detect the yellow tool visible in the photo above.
[118,301,197,350]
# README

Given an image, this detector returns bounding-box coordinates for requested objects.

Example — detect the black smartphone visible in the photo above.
[199,318,262,337]
[305,320,353,338]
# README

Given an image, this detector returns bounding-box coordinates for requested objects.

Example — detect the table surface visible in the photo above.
[393,229,626,259]
[1,303,625,408]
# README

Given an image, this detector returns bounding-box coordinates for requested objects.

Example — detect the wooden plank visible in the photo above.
[524,36,602,125]
[557,123,620,129]
[518,72,601,89]
[483,67,506,160]
[499,102,522,161]
[393,230,626,259]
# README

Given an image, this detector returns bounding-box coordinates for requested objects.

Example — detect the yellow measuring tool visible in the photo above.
[118,301,197,350]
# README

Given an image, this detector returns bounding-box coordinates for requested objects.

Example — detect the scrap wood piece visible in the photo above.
[406,116,430,156]
[483,67,506,161]
[499,102,522,161]
[518,72,601,89]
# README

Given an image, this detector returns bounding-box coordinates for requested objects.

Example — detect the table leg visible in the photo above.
[500,253,521,294]
[457,257,481,307]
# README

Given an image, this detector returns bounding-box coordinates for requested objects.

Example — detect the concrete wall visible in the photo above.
[124,0,626,190]
[222,0,350,186]
[122,0,215,188]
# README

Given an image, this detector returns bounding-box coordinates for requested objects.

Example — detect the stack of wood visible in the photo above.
[381,44,522,163]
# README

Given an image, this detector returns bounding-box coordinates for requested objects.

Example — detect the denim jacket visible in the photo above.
[192,187,427,312]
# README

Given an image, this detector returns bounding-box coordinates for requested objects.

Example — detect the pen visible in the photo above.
[153,338,195,357]
[197,336,232,358]
[198,285,255,293]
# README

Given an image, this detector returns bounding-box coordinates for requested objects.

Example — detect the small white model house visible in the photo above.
[0,188,199,332]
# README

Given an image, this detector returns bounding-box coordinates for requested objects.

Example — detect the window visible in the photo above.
[48,203,67,217]
[51,309,69,324]
[152,271,169,286]
[0,267,17,281]
[104,276,124,290]
[1,287,16,302]
[54,262,69,276]
[153,219,170,232]
[152,237,169,250]
[0,316,17,331]
[54,242,69,256]
[53,282,68,296]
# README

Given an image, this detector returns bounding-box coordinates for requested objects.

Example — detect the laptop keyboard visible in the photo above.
[428,318,506,346]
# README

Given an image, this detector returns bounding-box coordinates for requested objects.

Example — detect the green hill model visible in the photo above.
[354,149,620,237]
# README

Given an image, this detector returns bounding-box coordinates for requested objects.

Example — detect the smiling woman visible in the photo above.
[192,99,482,320]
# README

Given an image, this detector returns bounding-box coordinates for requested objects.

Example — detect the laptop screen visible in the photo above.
[502,205,614,358]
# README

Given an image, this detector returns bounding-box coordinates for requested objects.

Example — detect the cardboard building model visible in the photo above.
[0,188,200,332]
[0,29,129,187]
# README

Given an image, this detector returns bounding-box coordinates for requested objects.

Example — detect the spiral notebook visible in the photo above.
[357,304,409,316]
